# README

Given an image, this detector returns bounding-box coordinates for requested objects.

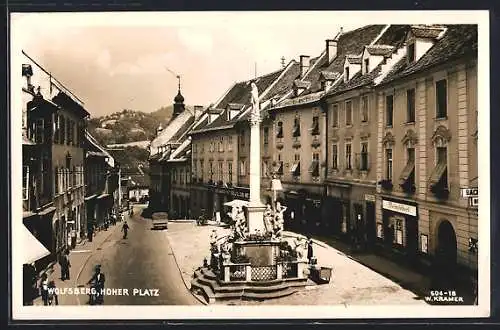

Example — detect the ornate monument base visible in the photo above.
[233,240,280,267]
[246,204,267,234]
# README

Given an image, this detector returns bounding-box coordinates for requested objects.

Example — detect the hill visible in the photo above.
[87,106,175,147]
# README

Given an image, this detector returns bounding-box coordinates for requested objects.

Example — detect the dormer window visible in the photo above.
[408,42,416,63]
[345,67,350,81]
[364,58,370,74]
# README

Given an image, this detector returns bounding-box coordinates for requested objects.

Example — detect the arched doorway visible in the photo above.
[434,220,458,288]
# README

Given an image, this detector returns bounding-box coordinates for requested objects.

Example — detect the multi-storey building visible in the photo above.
[167,137,192,218]
[373,25,478,278]
[269,25,393,235]
[84,131,117,233]
[21,51,89,264]
[189,61,300,220]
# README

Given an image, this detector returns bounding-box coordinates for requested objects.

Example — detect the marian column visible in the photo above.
[247,82,266,235]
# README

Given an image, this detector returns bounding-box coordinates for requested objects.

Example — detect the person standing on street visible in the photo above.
[88,224,94,243]
[307,237,314,264]
[87,265,105,305]
[39,273,49,306]
[60,249,71,281]
[122,221,129,239]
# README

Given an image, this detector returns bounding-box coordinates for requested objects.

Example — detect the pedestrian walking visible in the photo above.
[47,280,58,305]
[39,273,49,306]
[59,249,71,280]
[88,224,94,243]
[122,221,129,239]
[87,265,105,305]
[307,237,314,264]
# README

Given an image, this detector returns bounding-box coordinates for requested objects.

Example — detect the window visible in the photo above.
[408,43,415,63]
[218,161,223,181]
[361,96,368,122]
[386,149,393,181]
[54,114,60,144]
[228,136,233,151]
[332,104,339,128]
[311,116,320,135]
[200,160,204,180]
[345,143,352,170]
[345,67,350,80]
[239,160,246,176]
[345,101,352,126]
[433,146,449,188]
[239,131,245,146]
[386,95,393,127]
[291,154,300,176]
[218,137,224,152]
[311,153,320,177]
[276,121,283,138]
[293,118,301,137]
[209,161,214,180]
[394,218,404,245]
[263,127,269,144]
[67,121,74,145]
[364,58,370,74]
[407,88,416,123]
[66,118,71,145]
[193,162,197,178]
[23,166,29,200]
[360,142,368,171]
[60,117,66,144]
[332,144,338,169]
[34,118,44,143]
[228,161,232,182]
[436,79,447,118]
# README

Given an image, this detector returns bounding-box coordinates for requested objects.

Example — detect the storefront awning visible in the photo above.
[22,225,50,264]
[429,162,447,186]
[309,161,319,176]
[85,194,98,201]
[290,162,300,175]
[97,193,110,199]
[224,199,248,208]
[399,160,415,184]
[38,206,56,216]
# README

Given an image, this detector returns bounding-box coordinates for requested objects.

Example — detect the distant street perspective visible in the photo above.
[20,17,479,310]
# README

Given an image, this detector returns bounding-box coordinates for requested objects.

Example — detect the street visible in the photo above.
[74,206,200,305]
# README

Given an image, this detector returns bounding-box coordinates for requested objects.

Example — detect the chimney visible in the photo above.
[300,55,310,77]
[326,39,338,64]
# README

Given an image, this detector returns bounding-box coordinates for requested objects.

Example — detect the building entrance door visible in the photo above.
[366,201,376,248]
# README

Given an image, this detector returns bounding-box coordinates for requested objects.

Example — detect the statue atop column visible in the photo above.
[250,82,260,123]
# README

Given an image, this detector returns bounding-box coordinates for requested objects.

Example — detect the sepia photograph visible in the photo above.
[10,10,490,320]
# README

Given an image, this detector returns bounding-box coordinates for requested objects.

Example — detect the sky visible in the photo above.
[12,12,364,117]
[11,11,484,118]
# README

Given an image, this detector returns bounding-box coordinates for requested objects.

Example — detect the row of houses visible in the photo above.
[21,51,120,272]
[149,24,478,280]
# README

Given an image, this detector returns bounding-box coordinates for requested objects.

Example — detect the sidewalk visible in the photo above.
[33,223,121,306]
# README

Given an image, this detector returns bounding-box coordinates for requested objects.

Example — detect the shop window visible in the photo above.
[361,96,368,123]
[345,100,352,126]
[332,144,338,170]
[436,79,447,119]
[392,218,404,245]
[407,88,416,123]
[332,104,339,128]
[23,166,29,201]
[376,223,383,239]
[420,234,428,253]
[386,95,393,127]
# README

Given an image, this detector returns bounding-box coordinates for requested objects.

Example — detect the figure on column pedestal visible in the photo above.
[273,201,286,238]
[250,82,260,123]
[263,204,274,234]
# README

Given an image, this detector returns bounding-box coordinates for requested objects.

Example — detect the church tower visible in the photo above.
[172,75,185,119]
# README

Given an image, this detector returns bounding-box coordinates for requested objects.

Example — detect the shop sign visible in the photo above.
[364,194,376,202]
[382,200,417,216]
[470,197,478,207]
[461,187,478,198]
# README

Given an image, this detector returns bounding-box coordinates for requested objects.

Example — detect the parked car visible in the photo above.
[151,212,168,230]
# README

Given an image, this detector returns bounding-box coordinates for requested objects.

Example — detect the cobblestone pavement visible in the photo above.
[165,222,427,306]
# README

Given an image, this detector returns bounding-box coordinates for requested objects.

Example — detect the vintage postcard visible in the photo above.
[10,10,490,320]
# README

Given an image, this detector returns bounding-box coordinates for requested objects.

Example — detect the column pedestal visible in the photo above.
[247,204,266,235]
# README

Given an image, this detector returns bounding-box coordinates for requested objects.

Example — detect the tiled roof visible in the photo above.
[295,25,387,95]
[327,65,383,96]
[375,25,410,47]
[346,55,362,64]
[294,80,311,88]
[149,110,193,153]
[319,71,340,81]
[379,25,477,85]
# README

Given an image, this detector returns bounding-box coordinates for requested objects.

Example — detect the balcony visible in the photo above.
[276,138,284,150]
[311,136,321,148]
[292,137,301,149]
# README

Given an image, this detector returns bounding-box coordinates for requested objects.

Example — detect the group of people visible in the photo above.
[87,212,125,242]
